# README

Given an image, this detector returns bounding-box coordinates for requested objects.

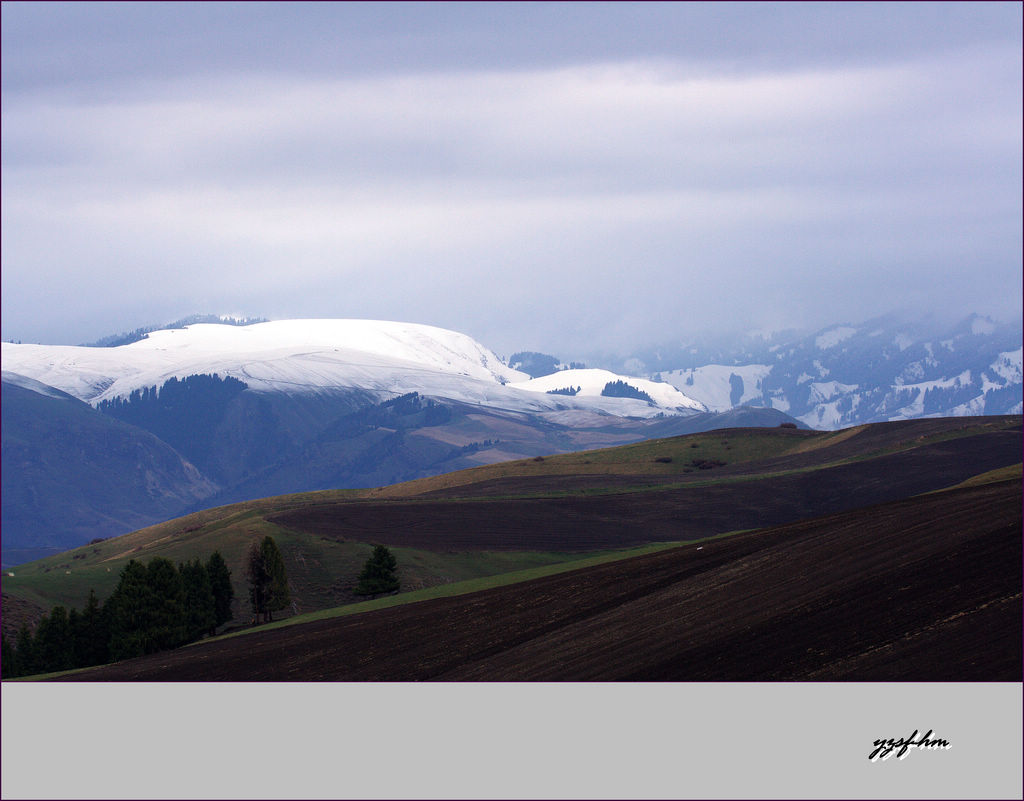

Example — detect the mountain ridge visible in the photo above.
[3,314,1017,559]
[632,313,1023,427]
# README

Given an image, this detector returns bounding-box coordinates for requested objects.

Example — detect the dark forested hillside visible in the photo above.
[97,374,377,489]
[98,375,248,474]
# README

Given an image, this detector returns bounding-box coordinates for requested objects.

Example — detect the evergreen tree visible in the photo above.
[77,589,110,668]
[1,633,19,678]
[15,624,37,677]
[180,558,216,642]
[354,544,400,597]
[206,551,234,630]
[35,606,73,674]
[106,559,156,660]
[248,536,290,622]
[144,557,189,651]
[247,542,268,623]
[261,537,290,620]
[9,553,228,672]
[107,558,190,659]
[67,608,84,668]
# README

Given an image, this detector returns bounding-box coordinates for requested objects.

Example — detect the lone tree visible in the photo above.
[354,544,400,598]
[247,536,290,623]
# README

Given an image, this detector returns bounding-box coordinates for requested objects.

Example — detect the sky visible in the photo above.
[2,1,1021,358]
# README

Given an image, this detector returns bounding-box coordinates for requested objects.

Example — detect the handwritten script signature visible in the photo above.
[869,729,951,761]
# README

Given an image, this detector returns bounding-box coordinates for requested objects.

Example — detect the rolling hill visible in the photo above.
[4,414,1020,680]
[2,318,771,556]
[51,476,1022,681]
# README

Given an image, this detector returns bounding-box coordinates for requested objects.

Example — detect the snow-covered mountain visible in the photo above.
[9,311,1013,557]
[2,319,524,402]
[638,314,1022,429]
[2,318,789,558]
[1,319,702,419]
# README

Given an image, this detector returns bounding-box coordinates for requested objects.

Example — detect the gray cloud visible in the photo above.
[2,3,1020,356]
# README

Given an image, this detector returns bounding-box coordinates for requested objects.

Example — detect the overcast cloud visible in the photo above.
[2,2,1020,357]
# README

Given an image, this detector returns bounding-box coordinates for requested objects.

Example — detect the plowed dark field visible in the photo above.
[266,425,1021,552]
[60,478,1022,681]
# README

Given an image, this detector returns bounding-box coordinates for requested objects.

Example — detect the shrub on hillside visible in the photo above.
[354,545,400,598]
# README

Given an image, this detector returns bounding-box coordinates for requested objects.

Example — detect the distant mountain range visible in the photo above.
[0,319,790,559]
[609,313,1022,428]
[2,313,1018,561]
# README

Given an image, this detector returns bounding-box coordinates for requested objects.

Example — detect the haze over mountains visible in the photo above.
[2,312,1020,561]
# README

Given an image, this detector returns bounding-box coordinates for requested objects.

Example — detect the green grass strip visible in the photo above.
[204,539,696,640]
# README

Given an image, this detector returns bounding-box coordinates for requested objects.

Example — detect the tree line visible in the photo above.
[96,373,249,476]
[546,385,581,396]
[2,551,233,678]
[3,536,403,678]
[83,314,268,347]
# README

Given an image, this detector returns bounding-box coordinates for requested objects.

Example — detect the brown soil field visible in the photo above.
[385,416,1020,498]
[265,426,1021,552]
[57,478,1021,681]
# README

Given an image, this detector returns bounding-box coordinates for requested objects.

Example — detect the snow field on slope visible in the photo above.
[509,368,706,412]
[884,370,975,421]
[989,347,1022,385]
[815,326,859,349]
[658,364,772,412]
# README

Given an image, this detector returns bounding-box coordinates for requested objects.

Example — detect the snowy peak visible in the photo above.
[2,319,711,419]
[1,319,528,405]
[1,319,709,418]
[129,319,525,385]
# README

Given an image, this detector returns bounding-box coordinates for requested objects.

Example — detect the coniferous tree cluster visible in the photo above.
[323,392,451,439]
[2,552,233,679]
[600,380,655,404]
[508,352,560,378]
[545,385,581,396]
[97,373,248,475]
